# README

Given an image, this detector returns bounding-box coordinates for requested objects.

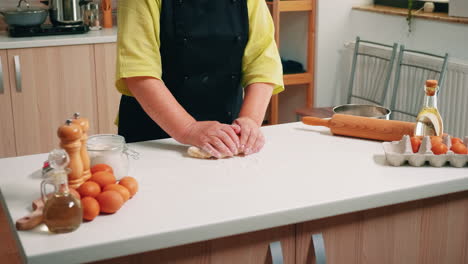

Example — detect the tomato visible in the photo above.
[410,136,422,153]
[451,137,464,145]
[81,197,100,221]
[430,136,443,146]
[90,164,114,175]
[77,181,101,198]
[119,177,138,198]
[431,143,448,155]
[451,143,468,154]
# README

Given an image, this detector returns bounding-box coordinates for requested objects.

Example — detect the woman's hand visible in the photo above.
[181,121,240,159]
[233,117,265,155]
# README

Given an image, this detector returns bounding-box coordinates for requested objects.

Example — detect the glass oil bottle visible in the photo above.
[414,80,444,137]
[42,149,82,233]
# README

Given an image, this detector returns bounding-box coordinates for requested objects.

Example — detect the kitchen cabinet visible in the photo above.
[94,43,120,134]
[0,50,16,158]
[91,241,211,264]
[1,43,119,158]
[296,213,362,264]
[7,45,99,156]
[90,225,295,264]
[359,192,468,264]
[296,192,468,264]
[208,225,295,264]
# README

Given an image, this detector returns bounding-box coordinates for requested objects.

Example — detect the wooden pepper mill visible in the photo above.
[58,120,84,189]
[72,113,91,182]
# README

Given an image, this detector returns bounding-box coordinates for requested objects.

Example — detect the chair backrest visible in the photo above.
[389,46,449,121]
[347,37,398,106]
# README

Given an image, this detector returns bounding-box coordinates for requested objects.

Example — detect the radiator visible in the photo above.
[439,60,468,138]
[345,43,468,138]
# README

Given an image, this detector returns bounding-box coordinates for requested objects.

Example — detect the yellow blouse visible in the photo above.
[116,0,284,96]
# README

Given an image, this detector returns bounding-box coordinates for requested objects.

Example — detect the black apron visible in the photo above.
[118,0,249,143]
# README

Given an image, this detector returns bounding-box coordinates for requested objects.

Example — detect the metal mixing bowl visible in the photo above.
[333,104,391,120]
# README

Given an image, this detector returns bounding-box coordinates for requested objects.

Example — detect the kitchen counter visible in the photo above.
[0,27,117,49]
[1,122,468,264]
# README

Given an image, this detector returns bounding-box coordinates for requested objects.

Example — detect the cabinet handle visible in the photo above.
[311,233,327,264]
[269,241,284,264]
[0,56,3,94]
[14,55,22,93]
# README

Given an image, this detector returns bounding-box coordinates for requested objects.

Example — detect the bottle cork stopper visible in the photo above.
[426,80,438,88]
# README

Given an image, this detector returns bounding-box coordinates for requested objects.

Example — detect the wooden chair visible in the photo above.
[389,46,449,121]
[295,36,398,119]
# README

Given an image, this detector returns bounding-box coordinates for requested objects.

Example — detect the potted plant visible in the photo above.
[407,0,414,32]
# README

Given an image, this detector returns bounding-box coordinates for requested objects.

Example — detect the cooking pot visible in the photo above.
[332,104,391,120]
[0,0,48,27]
[46,0,86,25]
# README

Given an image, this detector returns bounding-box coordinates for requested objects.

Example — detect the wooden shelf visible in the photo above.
[266,0,314,12]
[283,72,312,85]
[267,0,316,124]
[353,5,468,25]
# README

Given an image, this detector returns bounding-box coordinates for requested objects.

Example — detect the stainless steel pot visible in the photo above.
[0,0,48,27]
[333,104,391,120]
[48,0,83,25]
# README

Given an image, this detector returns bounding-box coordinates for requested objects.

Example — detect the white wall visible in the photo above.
[313,0,373,108]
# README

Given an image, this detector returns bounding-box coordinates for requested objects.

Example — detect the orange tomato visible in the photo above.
[90,171,116,188]
[69,188,81,200]
[410,136,422,153]
[451,143,468,154]
[81,197,100,221]
[103,184,130,202]
[90,164,114,175]
[432,143,448,155]
[77,181,101,198]
[451,137,464,145]
[430,136,443,146]
[119,177,138,198]
[96,191,124,214]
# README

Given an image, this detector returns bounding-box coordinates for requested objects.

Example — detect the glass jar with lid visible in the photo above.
[87,135,138,180]
[82,2,102,31]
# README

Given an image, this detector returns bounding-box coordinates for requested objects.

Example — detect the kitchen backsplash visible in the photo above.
[0,0,118,31]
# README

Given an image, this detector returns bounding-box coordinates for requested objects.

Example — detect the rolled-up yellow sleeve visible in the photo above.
[243,0,284,95]
[115,0,162,96]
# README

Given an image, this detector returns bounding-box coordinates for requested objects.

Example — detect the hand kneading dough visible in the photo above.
[187,146,214,159]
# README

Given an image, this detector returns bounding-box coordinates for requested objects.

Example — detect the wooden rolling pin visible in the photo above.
[302,114,416,141]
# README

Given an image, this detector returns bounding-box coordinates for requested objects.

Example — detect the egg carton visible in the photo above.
[382,135,468,167]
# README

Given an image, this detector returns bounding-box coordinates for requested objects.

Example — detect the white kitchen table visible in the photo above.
[0,122,467,264]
